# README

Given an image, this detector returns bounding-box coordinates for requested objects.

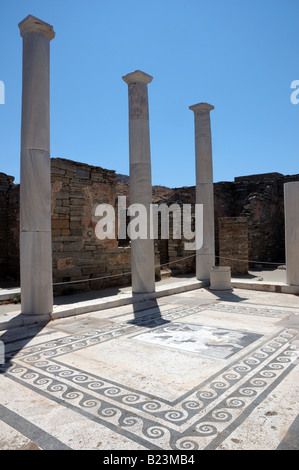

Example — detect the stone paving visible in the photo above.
[0,286,299,450]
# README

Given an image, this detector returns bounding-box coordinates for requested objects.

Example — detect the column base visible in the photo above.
[20,231,53,315]
[209,266,232,291]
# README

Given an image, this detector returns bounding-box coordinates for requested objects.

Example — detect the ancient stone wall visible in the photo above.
[51,158,131,294]
[232,174,299,265]
[218,217,249,274]
[151,172,299,272]
[1,161,299,288]
[0,174,11,278]
[0,159,133,293]
[7,184,20,280]
[166,211,195,275]
[213,182,235,263]
[0,173,19,281]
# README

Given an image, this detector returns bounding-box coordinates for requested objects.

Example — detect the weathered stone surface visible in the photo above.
[123,70,155,294]
[218,217,249,275]
[49,158,129,294]
[0,174,17,279]
[284,182,299,286]
[2,156,299,292]
[19,15,54,315]
[190,102,215,280]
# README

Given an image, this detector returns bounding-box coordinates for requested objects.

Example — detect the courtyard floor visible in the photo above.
[0,281,299,451]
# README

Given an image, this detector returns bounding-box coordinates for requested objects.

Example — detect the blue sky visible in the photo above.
[0,0,298,187]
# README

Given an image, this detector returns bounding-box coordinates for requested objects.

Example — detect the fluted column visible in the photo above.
[122,70,155,293]
[18,15,55,314]
[189,102,215,280]
[284,182,299,286]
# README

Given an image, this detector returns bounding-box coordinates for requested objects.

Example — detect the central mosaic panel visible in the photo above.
[133,322,262,359]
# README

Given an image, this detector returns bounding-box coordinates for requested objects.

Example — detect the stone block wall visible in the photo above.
[1,162,299,288]
[218,217,249,274]
[213,182,235,263]
[166,210,196,274]
[241,186,284,266]
[0,173,19,281]
[215,174,299,267]
[151,172,299,271]
[0,174,11,278]
[7,184,20,280]
[51,158,132,294]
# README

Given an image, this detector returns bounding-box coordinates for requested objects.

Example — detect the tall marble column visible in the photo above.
[18,15,55,314]
[284,182,299,286]
[122,70,155,293]
[189,102,215,280]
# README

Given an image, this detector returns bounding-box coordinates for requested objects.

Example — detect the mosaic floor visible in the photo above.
[0,294,299,450]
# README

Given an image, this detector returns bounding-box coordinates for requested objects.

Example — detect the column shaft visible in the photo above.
[123,71,155,293]
[19,16,55,314]
[284,182,299,286]
[189,103,215,280]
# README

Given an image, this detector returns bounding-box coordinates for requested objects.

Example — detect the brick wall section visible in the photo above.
[7,184,20,280]
[218,217,249,274]
[214,176,296,266]
[1,164,299,286]
[0,173,11,278]
[0,173,19,280]
[241,185,283,265]
[214,182,235,262]
[166,210,195,274]
[51,158,131,294]
[151,173,299,271]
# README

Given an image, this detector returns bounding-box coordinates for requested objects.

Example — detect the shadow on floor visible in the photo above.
[0,314,49,374]
[53,285,123,305]
[128,294,170,329]
[276,414,299,450]
[205,288,249,303]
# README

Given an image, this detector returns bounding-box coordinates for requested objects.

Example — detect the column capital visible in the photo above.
[122,70,153,86]
[18,15,55,41]
[189,102,214,114]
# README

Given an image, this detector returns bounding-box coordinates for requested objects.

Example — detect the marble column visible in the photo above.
[284,182,299,286]
[18,15,55,314]
[189,102,215,280]
[122,70,155,293]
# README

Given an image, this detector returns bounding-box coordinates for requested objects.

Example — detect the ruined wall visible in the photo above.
[165,173,299,268]
[166,210,195,274]
[51,158,131,294]
[0,173,19,281]
[231,174,299,265]
[1,163,299,288]
[7,184,19,280]
[214,182,235,263]
[151,188,196,275]
[0,159,132,292]
[151,172,299,272]
[218,217,249,274]
[0,174,11,278]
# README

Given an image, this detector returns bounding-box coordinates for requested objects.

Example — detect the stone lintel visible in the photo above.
[122,70,153,86]
[18,15,55,41]
[189,102,214,114]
